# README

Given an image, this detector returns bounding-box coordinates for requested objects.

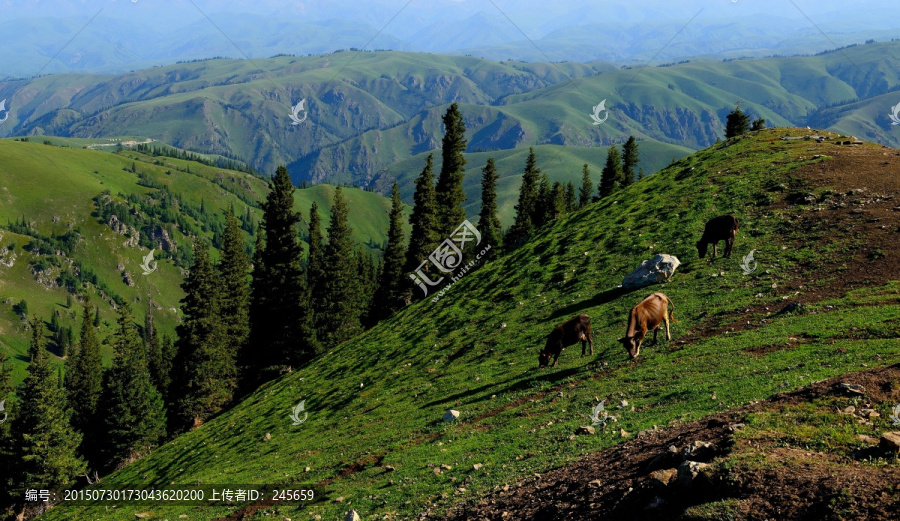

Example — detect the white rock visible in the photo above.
[443,410,460,422]
[622,254,681,289]
[345,510,361,521]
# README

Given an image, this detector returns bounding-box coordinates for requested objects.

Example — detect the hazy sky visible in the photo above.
[1,0,899,77]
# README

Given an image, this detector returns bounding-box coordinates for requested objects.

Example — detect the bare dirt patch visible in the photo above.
[440,364,900,521]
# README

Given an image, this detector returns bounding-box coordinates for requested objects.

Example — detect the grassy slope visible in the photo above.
[0,139,396,388]
[378,142,694,226]
[39,128,900,520]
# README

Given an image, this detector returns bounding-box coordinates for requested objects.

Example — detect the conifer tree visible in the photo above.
[93,305,100,327]
[405,153,440,278]
[373,184,408,321]
[248,166,317,377]
[622,136,639,187]
[66,300,103,465]
[750,117,766,131]
[477,157,502,250]
[638,167,645,181]
[0,347,12,401]
[579,163,593,208]
[318,187,361,348]
[99,305,165,468]
[172,240,233,429]
[307,201,326,323]
[11,317,85,499]
[565,181,576,212]
[598,146,623,198]
[218,207,250,370]
[549,182,567,221]
[725,102,750,138]
[357,249,379,328]
[145,301,164,398]
[535,173,551,228]
[505,147,541,249]
[435,103,468,236]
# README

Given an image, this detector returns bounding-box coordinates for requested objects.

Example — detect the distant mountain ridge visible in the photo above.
[3,43,900,210]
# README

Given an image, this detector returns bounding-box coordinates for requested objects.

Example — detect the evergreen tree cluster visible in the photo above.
[596,136,641,200]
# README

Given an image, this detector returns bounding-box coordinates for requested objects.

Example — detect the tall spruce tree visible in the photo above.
[357,249,379,328]
[405,153,440,279]
[373,184,408,321]
[579,163,593,208]
[318,187,361,348]
[11,318,85,505]
[477,157,502,250]
[218,207,250,374]
[549,182,567,221]
[505,147,541,249]
[145,301,166,400]
[434,103,468,236]
[248,166,317,377]
[622,136,639,187]
[598,146,623,198]
[725,102,750,138]
[565,181,576,212]
[66,300,103,465]
[0,346,12,402]
[99,306,165,468]
[172,240,233,429]
[307,201,326,322]
[535,173,551,228]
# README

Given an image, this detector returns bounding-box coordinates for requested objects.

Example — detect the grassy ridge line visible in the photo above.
[8,43,900,186]
[38,128,900,520]
[0,139,395,389]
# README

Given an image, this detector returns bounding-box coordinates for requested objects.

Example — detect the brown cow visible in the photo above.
[618,292,676,359]
[696,215,740,258]
[539,314,594,368]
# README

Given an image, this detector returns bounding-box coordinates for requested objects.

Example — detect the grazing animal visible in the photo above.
[696,215,740,259]
[618,292,676,360]
[539,314,594,368]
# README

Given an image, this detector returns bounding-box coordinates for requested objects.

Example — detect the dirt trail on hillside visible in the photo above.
[440,364,900,521]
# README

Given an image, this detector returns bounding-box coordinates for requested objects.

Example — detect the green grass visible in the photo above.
[34,128,900,520]
[0,139,396,389]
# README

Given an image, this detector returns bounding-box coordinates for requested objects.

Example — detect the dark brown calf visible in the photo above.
[618,292,676,359]
[539,314,594,368]
[696,215,740,258]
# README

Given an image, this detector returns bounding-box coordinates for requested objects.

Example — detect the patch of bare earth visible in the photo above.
[440,364,900,521]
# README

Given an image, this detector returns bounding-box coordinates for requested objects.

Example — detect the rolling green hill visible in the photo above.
[34,128,900,520]
[6,43,900,196]
[0,138,397,389]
